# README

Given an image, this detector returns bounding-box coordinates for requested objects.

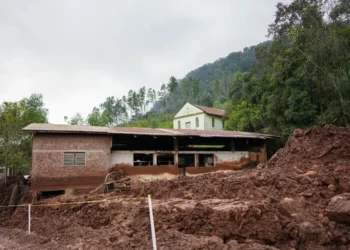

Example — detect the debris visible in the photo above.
[326,193,350,225]
[0,124,349,249]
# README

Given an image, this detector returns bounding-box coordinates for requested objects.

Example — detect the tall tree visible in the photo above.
[146,88,157,111]
[87,107,109,126]
[226,0,350,135]
[0,94,48,179]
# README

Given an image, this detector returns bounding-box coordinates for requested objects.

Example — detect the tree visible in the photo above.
[167,76,179,113]
[68,113,85,125]
[0,94,48,180]
[225,0,350,135]
[167,76,178,93]
[157,84,168,117]
[146,88,157,111]
[225,102,263,132]
[87,107,109,126]
[213,80,222,100]
[138,86,147,115]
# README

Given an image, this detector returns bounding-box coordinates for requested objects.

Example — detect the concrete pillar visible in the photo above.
[153,154,157,166]
[174,138,178,166]
[65,188,74,195]
[195,154,199,168]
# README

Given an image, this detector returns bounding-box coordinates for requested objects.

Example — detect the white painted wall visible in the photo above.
[110,150,249,167]
[174,103,203,118]
[203,114,225,130]
[173,113,206,129]
[110,151,133,167]
[216,151,249,163]
[173,103,224,130]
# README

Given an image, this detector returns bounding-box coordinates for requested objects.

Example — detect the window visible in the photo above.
[199,154,214,167]
[196,117,199,127]
[185,122,191,129]
[222,120,225,129]
[212,118,215,127]
[133,153,153,166]
[178,121,181,129]
[178,154,195,168]
[157,154,174,166]
[0,168,4,173]
[64,152,85,166]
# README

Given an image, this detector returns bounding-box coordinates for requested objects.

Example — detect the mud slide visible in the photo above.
[0,124,349,249]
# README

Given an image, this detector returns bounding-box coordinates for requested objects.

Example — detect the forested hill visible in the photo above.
[64,0,349,137]
[183,41,269,90]
[150,42,270,115]
[65,41,266,128]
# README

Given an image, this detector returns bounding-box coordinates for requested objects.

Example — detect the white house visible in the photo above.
[173,103,226,130]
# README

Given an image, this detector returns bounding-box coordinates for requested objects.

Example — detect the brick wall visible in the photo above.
[32,133,111,191]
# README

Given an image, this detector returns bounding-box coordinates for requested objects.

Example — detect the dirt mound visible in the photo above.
[0,125,350,249]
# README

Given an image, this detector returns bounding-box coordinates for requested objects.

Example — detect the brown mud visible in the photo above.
[1,124,350,249]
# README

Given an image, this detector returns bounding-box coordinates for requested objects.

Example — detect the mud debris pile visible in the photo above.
[1,124,350,249]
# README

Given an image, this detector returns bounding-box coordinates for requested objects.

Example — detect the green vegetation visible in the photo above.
[71,0,349,135]
[225,0,350,136]
[1,0,348,176]
[0,94,48,175]
[68,43,259,128]
[123,112,174,129]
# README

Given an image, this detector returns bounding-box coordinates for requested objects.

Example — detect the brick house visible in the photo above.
[23,123,277,193]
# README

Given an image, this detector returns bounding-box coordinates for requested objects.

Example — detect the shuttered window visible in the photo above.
[64,152,85,166]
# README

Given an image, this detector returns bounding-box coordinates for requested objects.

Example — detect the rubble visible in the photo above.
[326,193,350,225]
[0,124,349,249]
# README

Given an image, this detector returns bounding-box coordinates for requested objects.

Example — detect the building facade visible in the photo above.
[23,124,277,193]
[173,103,225,130]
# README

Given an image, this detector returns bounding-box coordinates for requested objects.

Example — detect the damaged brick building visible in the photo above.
[23,124,277,193]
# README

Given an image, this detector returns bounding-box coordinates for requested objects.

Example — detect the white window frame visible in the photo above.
[185,122,191,129]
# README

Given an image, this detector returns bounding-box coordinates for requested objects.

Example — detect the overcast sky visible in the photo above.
[0,0,291,124]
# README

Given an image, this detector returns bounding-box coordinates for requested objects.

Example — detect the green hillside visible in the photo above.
[64,0,349,137]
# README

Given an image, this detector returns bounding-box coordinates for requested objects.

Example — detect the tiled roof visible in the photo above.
[193,104,225,117]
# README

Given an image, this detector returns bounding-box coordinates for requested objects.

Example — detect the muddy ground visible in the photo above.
[0,124,350,249]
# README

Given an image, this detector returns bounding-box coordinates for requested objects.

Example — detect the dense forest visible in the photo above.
[225,0,350,135]
[1,0,349,173]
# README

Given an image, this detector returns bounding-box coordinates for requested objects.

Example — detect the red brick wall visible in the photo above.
[32,133,111,191]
